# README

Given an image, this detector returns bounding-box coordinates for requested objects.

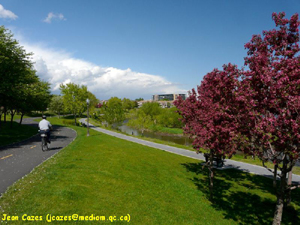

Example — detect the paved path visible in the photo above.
[80,119,300,183]
[0,118,77,195]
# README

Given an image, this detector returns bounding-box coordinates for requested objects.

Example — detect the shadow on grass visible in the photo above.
[182,162,300,225]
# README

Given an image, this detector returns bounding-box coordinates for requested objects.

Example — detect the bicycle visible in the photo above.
[39,130,50,151]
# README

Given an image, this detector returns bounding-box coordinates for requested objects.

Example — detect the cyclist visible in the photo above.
[38,115,52,143]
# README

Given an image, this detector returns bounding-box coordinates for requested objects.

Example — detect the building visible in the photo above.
[152,94,186,101]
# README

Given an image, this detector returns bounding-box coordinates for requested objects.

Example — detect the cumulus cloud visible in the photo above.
[0,4,18,20]
[43,12,66,23]
[20,41,186,100]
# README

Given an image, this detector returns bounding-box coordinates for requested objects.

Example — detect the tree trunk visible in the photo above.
[273,164,278,189]
[4,107,7,123]
[273,160,288,225]
[285,167,293,206]
[209,151,214,201]
[74,113,77,126]
[19,113,24,125]
[10,111,15,128]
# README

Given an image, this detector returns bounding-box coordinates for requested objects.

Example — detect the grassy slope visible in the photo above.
[89,118,300,176]
[0,117,299,224]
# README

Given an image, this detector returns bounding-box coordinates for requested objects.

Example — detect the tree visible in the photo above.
[238,12,300,225]
[17,80,51,125]
[0,26,38,128]
[49,95,64,118]
[87,91,98,114]
[175,64,241,201]
[127,109,152,135]
[157,107,183,128]
[102,97,125,125]
[139,102,161,124]
[122,98,137,112]
[60,83,89,125]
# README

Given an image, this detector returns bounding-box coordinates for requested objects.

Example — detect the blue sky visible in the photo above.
[1,0,299,100]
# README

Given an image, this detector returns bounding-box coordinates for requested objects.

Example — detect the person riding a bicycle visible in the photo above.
[39,115,52,143]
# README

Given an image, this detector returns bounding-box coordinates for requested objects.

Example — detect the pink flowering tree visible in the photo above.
[239,12,300,225]
[175,63,242,201]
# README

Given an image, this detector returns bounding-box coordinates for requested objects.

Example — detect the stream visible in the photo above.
[112,122,192,146]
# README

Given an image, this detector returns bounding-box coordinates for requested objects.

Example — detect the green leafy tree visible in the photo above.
[60,83,89,125]
[122,98,137,112]
[102,97,125,125]
[157,107,183,128]
[0,26,38,127]
[140,102,162,124]
[87,91,98,114]
[127,109,152,135]
[49,95,64,118]
[17,80,51,125]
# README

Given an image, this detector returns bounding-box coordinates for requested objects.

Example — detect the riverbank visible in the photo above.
[127,124,183,136]
[90,118,191,146]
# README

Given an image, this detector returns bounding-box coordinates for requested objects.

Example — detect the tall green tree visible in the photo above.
[139,102,161,124]
[87,91,98,114]
[102,97,125,125]
[127,109,152,135]
[60,83,89,125]
[0,26,43,128]
[122,98,137,112]
[157,107,182,128]
[49,95,64,118]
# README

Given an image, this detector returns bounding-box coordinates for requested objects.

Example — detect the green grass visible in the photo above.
[0,117,299,224]
[1,113,30,122]
[89,118,300,176]
[0,120,37,147]
[153,126,183,135]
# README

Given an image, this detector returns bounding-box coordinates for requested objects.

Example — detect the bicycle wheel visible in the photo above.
[42,137,48,151]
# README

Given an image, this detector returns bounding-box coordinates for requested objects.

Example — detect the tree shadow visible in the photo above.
[51,135,69,140]
[47,147,62,151]
[182,162,300,224]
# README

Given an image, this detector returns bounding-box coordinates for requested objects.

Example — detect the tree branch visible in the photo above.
[262,161,281,178]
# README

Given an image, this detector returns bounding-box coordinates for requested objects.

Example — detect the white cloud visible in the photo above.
[43,12,66,23]
[20,41,186,100]
[0,4,18,20]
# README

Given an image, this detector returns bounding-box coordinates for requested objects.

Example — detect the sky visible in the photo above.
[0,0,299,100]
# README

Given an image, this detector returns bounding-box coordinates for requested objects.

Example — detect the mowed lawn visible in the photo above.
[0,118,299,224]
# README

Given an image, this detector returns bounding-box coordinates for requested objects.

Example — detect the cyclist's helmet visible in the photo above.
[42,115,47,119]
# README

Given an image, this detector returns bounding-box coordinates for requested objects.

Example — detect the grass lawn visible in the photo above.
[148,125,183,135]
[0,117,299,224]
[0,120,37,147]
[89,118,300,176]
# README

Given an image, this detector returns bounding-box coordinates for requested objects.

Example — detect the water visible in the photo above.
[112,122,192,146]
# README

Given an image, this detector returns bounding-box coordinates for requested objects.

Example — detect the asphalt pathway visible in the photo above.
[80,118,300,183]
[0,118,77,195]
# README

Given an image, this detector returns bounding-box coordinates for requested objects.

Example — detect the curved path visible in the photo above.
[80,119,300,183]
[0,118,77,195]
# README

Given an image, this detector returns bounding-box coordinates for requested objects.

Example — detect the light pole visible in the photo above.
[72,95,76,125]
[86,98,90,136]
